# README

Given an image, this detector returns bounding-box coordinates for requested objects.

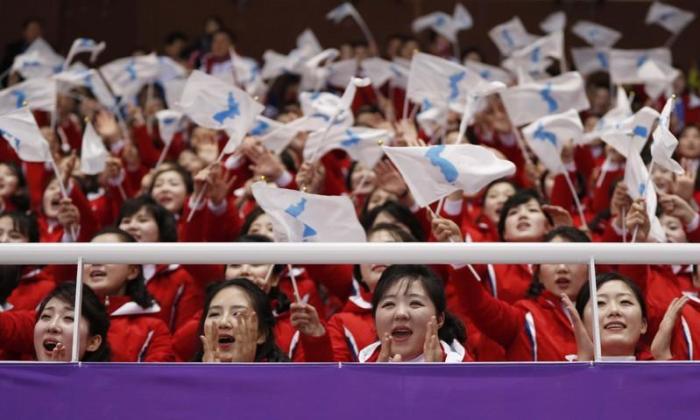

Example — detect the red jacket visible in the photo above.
[668,296,700,361]
[144,264,204,332]
[451,266,578,361]
[5,267,56,311]
[106,296,176,362]
[278,267,325,320]
[300,280,376,362]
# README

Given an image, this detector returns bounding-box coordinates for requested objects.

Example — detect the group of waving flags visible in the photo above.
[0,0,696,245]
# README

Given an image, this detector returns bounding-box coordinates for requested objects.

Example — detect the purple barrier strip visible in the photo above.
[0,363,699,420]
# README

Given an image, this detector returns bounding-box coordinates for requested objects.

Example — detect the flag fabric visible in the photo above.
[298,91,354,131]
[412,12,460,43]
[638,59,681,100]
[406,52,478,111]
[248,116,305,154]
[522,109,583,173]
[296,29,323,57]
[572,21,621,48]
[600,107,659,158]
[499,72,590,126]
[155,110,184,146]
[54,68,117,109]
[382,144,516,207]
[99,53,160,98]
[624,150,666,243]
[361,58,395,88]
[177,70,264,152]
[327,2,358,23]
[300,48,342,91]
[157,56,187,83]
[80,121,109,175]
[646,2,696,34]
[0,77,56,114]
[508,31,564,76]
[228,50,264,96]
[453,4,473,31]
[580,86,632,144]
[64,38,106,68]
[571,47,610,76]
[651,97,684,174]
[11,50,59,80]
[609,48,672,85]
[304,126,390,167]
[162,78,186,109]
[389,58,410,89]
[464,60,513,85]
[251,181,366,243]
[24,38,64,71]
[326,58,358,89]
[488,17,537,56]
[0,107,50,162]
[540,11,566,34]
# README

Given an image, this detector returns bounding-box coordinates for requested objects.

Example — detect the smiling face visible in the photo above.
[374,278,442,361]
[33,297,101,362]
[503,198,550,242]
[151,170,187,214]
[118,206,160,243]
[483,182,516,225]
[583,280,647,358]
[203,286,263,362]
[82,233,139,298]
[537,237,588,300]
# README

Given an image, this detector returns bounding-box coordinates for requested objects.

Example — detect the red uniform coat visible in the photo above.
[5,267,56,312]
[144,264,204,332]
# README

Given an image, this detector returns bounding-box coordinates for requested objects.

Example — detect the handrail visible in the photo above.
[1,242,699,264]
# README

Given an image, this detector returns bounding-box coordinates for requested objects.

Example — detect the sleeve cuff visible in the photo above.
[207,198,228,216]
[686,213,700,233]
[107,168,126,186]
[275,170,293,188]
[443,198,463,217]
[224,154,244,170]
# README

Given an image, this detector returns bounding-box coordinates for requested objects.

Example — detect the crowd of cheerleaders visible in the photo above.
[2,27,700,363]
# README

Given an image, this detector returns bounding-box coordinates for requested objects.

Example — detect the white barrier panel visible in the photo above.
[1,242,700,264]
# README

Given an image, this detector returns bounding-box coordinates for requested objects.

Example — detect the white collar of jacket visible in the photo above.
[0,301,14,312]
[21,268,42,280]
[358,339,465,363]
[348,278,372,310]
[143,264,180,283]
[111,301,161,317]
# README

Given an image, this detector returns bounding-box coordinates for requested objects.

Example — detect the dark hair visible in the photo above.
[678,124,700,191]
[36,282,111,362]
[371,265,466,346]
[235,234,289,314]
[527,227,591,298]
[0,162,30,212]
[354,223,417,289]
[362,200,426,241]
[497,189,552,241]
[195,278,288,362]
[241,207,267,236]
[0,212,40,303]
[148,164,194,196]
[480,178,518,207]
[575,272,648,323]
[164,31,188,46]
[0,210,38,243]
[116,195,178,242]
[91,227,155,308]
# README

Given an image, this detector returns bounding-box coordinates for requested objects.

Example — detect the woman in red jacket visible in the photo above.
[116,195,203,331]
[0,212,56,312]
[297,223,415,362]
[359,264,469,363]
[33,282,110,362]
[196,278,288,362]
[84,228,176,362]
[439,223,590,361]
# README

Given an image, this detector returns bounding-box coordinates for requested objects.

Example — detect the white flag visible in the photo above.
[651,97,683,174]
[64,38,106,68]
[453,4,473,31]
[412,12,459,43]
[464,60,513,85]
[540,11,566,34]
[383,144,516,207]
[580,86,632,144]
[24,38,64,71]
[326,58,358,89]
[177,70,264,153]
[0,107,50,162]
[327,2,358,23]
[297,77,369,131]
[389,58,410,89]
[522,109,583,174]
[157,56,187,83]
[406,52,478,111]
[572,21,621,47]
[11,50,58,80]
[571,47,610,76]
[304,126,389,167]
[601,107,659,158]
[361,58,396,88]
[0,77,56,114]
[300,48,342,91]
[416,99,448,137]
[489,17,537,56]
[162,78,186,109]
[155,110,184,146]
[638,59,681,101]
[646,2,696,34]
[509,31,564,75]
[499,72,590,126]
[100,53,160,97]
[624,150,666,242]
[79,121,109,175]
[251,182,366,243]
[609,48,672,85]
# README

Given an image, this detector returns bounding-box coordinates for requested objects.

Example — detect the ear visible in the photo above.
[640,318,648,335]
[436,313,445,329]
[269,271,279,288]
[86,334,102,352]
[127,265,139,281]
[256,330,266,345]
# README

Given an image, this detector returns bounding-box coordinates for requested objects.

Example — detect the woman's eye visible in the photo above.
[207,311,221,318]
[410,301,424,308]
[380,302,395,309]
[621,300,634,306]
[40,314,51,321]
[596,300,606,307]
[64,316,74,322]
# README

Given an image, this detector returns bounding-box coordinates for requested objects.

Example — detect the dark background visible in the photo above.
[1,0,699,68]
